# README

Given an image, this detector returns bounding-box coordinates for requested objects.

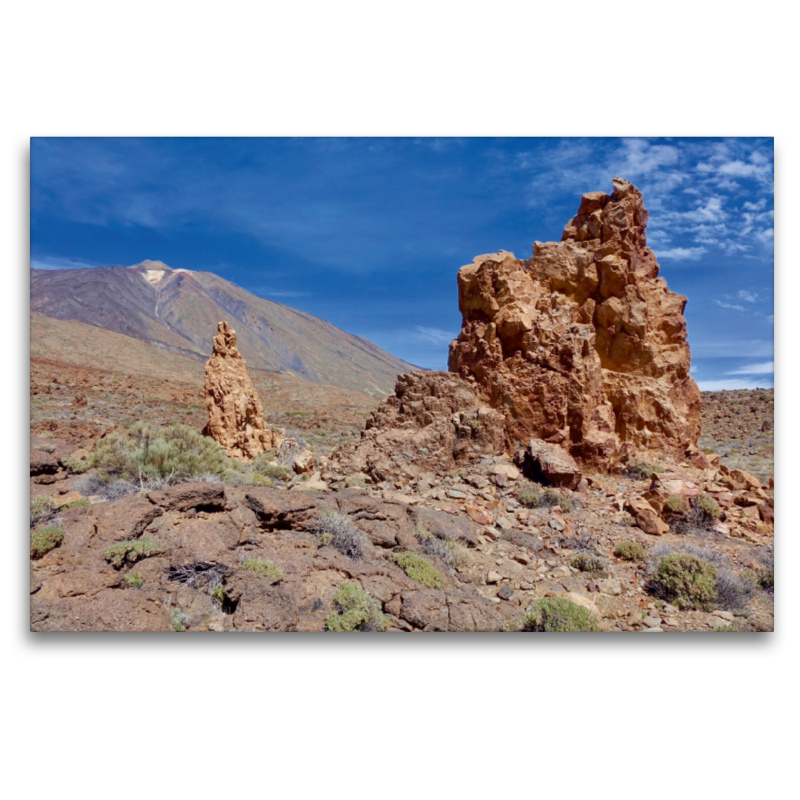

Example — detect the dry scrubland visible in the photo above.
[29,179,774,633]
[29,325,774,633]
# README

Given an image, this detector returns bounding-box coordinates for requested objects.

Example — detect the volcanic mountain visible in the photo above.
[30,260,412,397]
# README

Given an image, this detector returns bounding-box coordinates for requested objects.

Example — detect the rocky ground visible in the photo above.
[30,397,774,632]
[699,388,774,484]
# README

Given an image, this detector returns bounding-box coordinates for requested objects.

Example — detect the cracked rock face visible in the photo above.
[203,321,277,460]
[448,177,702,469]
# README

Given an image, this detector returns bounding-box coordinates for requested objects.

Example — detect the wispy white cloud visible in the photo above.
[713,299,746,311]
[726,361,774,375]
[30,255,105,270]
[413,326,457,345]
[691,339,773,358]
[738,290,758,303]
[658,246,707,261]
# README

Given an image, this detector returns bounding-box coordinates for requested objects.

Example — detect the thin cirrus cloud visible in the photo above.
[726,361,774,375]
[657,246,707,261]
[413,326,457,345]
[738,290,758,302]
[713,299,746,311]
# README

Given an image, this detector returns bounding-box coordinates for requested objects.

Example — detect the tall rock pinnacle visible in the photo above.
[448,177,702,469]
[203,321,277,459]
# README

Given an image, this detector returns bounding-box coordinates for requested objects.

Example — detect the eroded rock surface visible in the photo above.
[448,177,702,469]
[203,321,278,459]
[329,370,506,482]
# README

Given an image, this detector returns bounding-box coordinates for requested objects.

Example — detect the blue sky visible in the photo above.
[30,137,774,390]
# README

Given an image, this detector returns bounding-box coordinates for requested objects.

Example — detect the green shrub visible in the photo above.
[627,462,666,480]
[517,484,574,512]
[664,495,686,513]
[62,497,90,510]
[314,507,368,560]
[30,524,64,559]
[392,551,443,589]
[344,474,368,489]
[652,552,717,610]
[570,553,607,572]
[88,423,234,481]
[514,598,599,632]
[517,483,542,508]
[30,497,55,526]
[171,609,190,632]
[241,558,284,581]
[104,538,160,569]
[62,456,90,474]
[124,573,144,589]
[696,493,721,522]
[325,581,387,632]
[249,455,292,481]
[614,540,645,561]
[544,488,574,513]
[211,586,224,602]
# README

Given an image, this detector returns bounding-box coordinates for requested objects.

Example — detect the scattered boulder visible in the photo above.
[625,496,669,536]
[202,321,278,460]
[515,439,583,489]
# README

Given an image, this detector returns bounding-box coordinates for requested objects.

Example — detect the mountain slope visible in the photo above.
[30,260,412,397]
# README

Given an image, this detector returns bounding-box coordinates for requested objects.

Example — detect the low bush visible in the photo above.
[325,581,387,632]
[651,552,717,610]
[62,456,90,474]
[392,551,443,589]
[104,538,160,569]
[30,524,64,559]
[313,507,368,560]
[614,540,645,561]
[626,462,666,480]
[715,569,758,611]
[344,474,368,489]
[756,546,774,593]
[696,493,722,522]
[517,484,574,512]
[88,423,234,482]
[30,497,55,527]
[512,597,599,632]
[517,483,542,508]
[171,609,190,632]
[664,495,686,514]
[414,524,470,570]
[124,573,144,589]
[570,553,607,572]
[241,558,284,581]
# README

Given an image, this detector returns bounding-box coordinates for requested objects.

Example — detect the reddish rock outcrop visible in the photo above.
[329,370,506,482]
[448,177,702,469]
[203,321,277,460]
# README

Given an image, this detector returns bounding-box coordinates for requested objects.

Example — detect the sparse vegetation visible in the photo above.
[30,497,55,527]
[756,546,774,593]
[614,540,645,561]
[626,462,667,480]
[664,494,686,513]
[344,474,368,489]
[414,523,470,569]
[325,581,387,632]
[104,538,160,569]
[241,558,284,581]
[510,597,599,632]
[650,552,718,610]
[62,456,90,474]
[171,609,190,632]
[313,507,368,560]
[517,483,542,508]
[570,553,607,572]
[30,524,64,559]
[124,573,144,589]
[715,569,758,611]
[696,493,722,522]
[516,484,574,512]
[392,551,443,589]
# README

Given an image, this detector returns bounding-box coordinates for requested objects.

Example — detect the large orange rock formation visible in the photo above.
[203,321,277,459]
[448,177,702,469]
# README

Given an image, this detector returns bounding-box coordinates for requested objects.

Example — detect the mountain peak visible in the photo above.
[130,259,172,271]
